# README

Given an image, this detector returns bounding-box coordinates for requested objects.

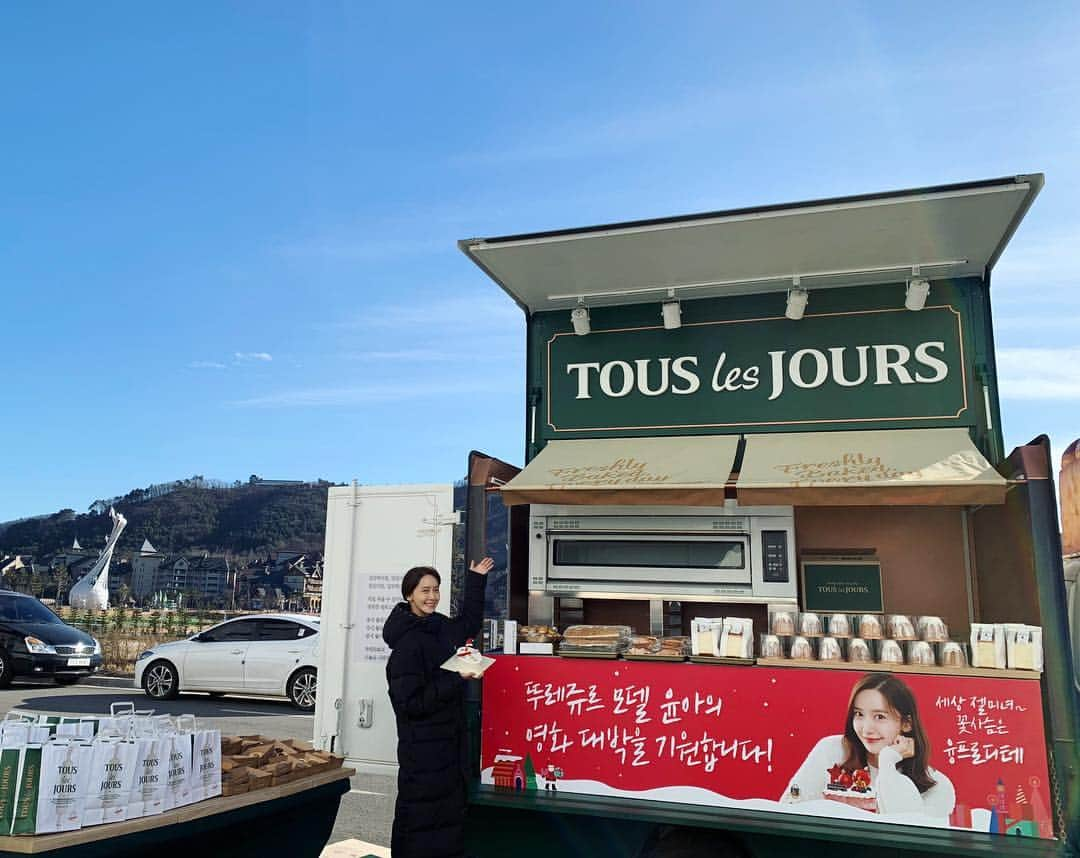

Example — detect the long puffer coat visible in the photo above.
[383,570,486,858]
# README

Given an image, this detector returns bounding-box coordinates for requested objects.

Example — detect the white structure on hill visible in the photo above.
[68,507,126,610]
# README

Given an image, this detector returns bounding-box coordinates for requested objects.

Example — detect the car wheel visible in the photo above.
[0,651,12,689]
[142,660,180,700]
[287,667,317,712]
[54,675,81,686]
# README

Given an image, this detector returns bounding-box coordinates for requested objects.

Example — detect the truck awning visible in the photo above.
[499,435,740,506]
[459,175,1042,314]
[735,428,1006,506]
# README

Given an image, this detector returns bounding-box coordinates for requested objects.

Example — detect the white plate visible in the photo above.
[66,657,91,667]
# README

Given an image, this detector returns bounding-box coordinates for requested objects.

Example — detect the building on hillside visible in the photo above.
[130,538,231,604]
[131,538,164,599]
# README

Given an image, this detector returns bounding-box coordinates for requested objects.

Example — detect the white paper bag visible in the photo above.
[83,739,138,826]
[127,735,167,818]
[34,741,93,833]
[161,730,194,810]
[188,725,221,803]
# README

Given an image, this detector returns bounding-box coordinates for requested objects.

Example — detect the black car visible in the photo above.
[0,590,102,686]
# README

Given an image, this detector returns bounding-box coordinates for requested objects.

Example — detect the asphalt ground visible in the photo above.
[0,676,396,853]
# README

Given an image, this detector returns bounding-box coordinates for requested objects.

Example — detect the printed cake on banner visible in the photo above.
[480,657,1053,838]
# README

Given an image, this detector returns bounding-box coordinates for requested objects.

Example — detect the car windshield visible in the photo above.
[0,595,63,624]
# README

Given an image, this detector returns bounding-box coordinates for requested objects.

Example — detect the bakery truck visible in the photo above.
[317,176,1079,857]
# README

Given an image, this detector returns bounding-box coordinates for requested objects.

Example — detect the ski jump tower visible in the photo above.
[68,507,127,611]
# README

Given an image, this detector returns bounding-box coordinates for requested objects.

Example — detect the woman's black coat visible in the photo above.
[383,570,487,858]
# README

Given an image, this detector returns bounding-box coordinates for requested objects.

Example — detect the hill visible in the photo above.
[0,478,336,558]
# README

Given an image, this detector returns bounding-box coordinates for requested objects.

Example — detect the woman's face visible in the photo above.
[851,689,909,759]
[407,574,441,617]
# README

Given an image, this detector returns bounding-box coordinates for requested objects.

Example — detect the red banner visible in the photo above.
[480,657,1054,838]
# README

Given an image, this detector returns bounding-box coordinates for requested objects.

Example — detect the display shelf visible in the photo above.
[0,768,355,854]
[622,654,687,662]
[687,656,756,666]
[754,658,1043,680]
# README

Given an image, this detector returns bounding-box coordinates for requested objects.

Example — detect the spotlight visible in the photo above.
[905,278,930,311]
[571,304,591,336]
[662,299,682,330]
[785,287,808,321]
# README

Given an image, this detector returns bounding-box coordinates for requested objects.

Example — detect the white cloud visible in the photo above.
[997,348,1080,399]
[187,361,226,370]
[230,378,516,408]
[234,352,273,363]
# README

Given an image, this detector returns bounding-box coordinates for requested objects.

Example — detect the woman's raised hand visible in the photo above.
[891,735,915,760]
[469,557,495,575]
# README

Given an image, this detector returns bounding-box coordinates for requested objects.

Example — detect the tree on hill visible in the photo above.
[0,480,338,558]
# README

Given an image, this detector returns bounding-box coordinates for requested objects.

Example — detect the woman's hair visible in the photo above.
[840,672,937,793]
[401,566,441,600]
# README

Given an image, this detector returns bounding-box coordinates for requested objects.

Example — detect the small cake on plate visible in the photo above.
[824,764,878,813]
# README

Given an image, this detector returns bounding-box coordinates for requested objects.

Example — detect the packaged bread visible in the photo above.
[939,641,968,668]
[879,639,905,665]
[789,636,815,660]
[658,636,689,657]
[691,618,722,656]
[769,607,797,636]
[799,612,823,637]
[627,635,661,656]
[847,638,873,664]
[886,615,917,640]
[908,640,936,666]
[970,623,1006,669]
[857,614,883,639]
[917,616,949,643]
[826,614,852,638]
[818,637,843,662]
[720,617,753,659]
[759,634,784,659]
[1004,624,1043,671]
[561,625,632,652]
[520,625,560,643]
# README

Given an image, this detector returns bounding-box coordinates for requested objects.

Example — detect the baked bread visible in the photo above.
[770,611,796,636]
[847,638,873,664]
[879,639,905,665]
[799,613,823,637]
[818,637,843,662]
[858,615,883,639]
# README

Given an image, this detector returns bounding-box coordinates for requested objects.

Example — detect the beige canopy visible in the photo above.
[499,435,740,506]
[735,428,1006,506]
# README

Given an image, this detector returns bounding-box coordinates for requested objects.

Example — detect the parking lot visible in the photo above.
[0,677,394,854]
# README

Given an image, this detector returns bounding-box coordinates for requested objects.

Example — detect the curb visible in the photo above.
[83,675,136,689]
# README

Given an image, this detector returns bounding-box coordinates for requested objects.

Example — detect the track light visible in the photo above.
[570,302,590,336]
[785,282,808,321]
[905,278,930,311]
[661,291,681,330]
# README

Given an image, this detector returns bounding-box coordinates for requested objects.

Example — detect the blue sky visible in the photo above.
[3,2,1079,523]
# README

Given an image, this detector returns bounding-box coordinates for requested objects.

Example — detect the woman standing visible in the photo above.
[383,556,493,858]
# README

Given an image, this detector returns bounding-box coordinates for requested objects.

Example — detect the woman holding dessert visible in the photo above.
[781,672,955,819]
[383,557,494,858]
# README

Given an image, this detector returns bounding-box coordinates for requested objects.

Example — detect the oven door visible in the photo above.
[547,533,751,586]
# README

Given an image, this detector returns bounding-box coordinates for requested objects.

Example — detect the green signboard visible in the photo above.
[545,305,967,434]
[801,560,884,613]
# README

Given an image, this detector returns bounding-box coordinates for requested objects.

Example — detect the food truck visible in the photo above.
[447,174,1078,857]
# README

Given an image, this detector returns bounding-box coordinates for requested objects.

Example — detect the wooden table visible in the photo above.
[0,768,355,857]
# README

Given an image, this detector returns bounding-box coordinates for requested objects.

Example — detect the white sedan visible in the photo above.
[134,614,320,711]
